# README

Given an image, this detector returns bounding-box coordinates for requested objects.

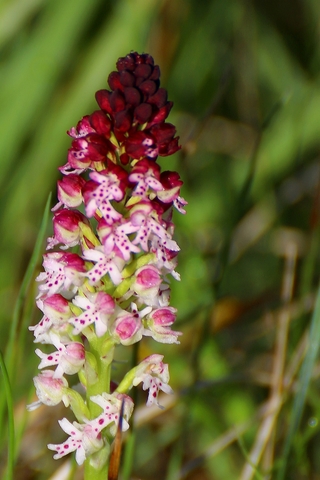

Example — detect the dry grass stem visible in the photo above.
[239,244,297,480]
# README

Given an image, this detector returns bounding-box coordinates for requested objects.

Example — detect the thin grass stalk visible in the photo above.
[5,194,51,374]
[262,244,298,477]
[165,435,184,480]
[239,400,281,480]
[261,429,275,480]
[276,281,320,480]
[0,194,51,442]
[239,243,297,480]
[120,431,136,480]
[0,352,15,480]
[177,281,309,480]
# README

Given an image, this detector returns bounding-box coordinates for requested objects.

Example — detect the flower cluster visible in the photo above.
[28,52,186,472]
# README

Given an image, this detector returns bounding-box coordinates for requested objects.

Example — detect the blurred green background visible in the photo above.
[1,0,320,479]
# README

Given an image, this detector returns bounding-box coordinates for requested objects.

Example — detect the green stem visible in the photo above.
[83,341,114,479]
[86,355,112,416]
[84,455,109,480]
[0,352,15,480]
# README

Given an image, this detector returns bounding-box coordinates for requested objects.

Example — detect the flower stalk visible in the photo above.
[28,52,186,478]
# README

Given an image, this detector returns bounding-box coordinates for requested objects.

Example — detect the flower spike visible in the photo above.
[28,52,186,475]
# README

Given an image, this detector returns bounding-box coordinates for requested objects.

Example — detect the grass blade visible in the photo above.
[5,192,52,375]
[0,351,15,480]
[0,193,52,446]
[277,282,320,479]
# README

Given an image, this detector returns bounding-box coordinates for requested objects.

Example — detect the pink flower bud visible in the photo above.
[157,171,183,204]
[55,174,86,209]
[143,304,181,344]
[63,343,85,373]
[111,309,143,345]
[95,291,116,314]
[27,370,69,411]
[136,265,161,288]
[150,307,177,326]
[133,265,162,306]
[47,209,89,249]
[44,251,86,272]
[42,294,72,322]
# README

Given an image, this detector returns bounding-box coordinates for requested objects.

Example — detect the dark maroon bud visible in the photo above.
[120,152,130,165]
[134,103,152,124]
[149,65,160,81]
[148,102,173,127]
[160,171,183,189]
[120,70,135,87]
[148,88,168,108]
[86,134,109,161]
[134,76,144,87]
[126,131,157,159]
[114,109,132,132]
[150,123,176,144]
[124,87,141,107]
[134,63,152,79]
[95,89,112,114]
[133,53,143,65]
[139,80,157,97]
[108,71,123,91]
[141,53,154,66]
[89,111,111,137]
[110,90,126,112]
[117,55,135,71]
[159,137,180,156]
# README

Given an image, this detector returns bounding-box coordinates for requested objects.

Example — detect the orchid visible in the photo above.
[29,52,186,478]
